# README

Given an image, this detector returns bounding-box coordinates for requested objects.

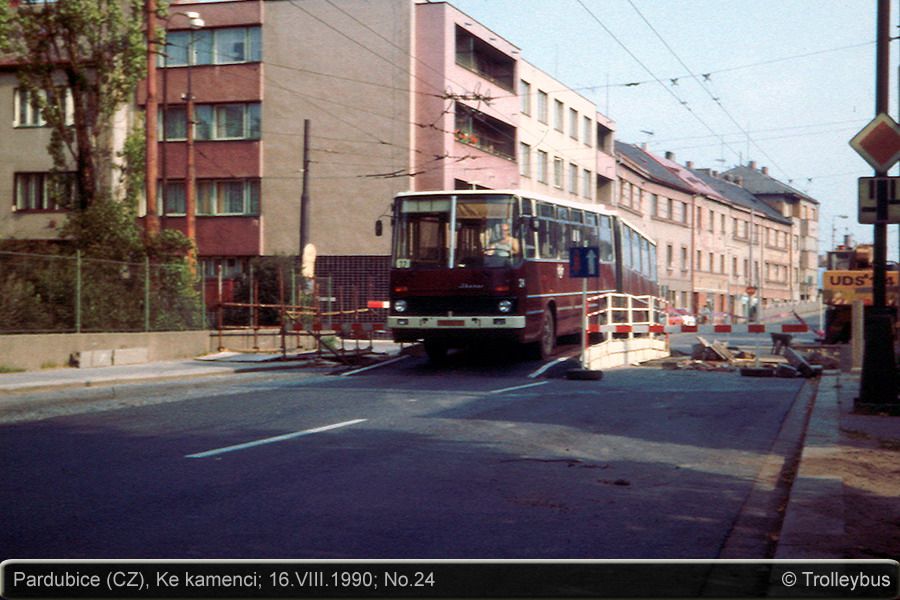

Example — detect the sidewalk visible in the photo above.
[775,372,900,560]
[0,340,406,396]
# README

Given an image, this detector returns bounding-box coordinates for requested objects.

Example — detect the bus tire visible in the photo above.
[423,339,448,363]
[538,307,556,359]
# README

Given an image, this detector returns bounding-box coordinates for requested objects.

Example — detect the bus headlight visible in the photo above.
[394,299,408,313]
[498,300,513,314]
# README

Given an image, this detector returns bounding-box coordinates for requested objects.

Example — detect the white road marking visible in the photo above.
[487,381,549,395]
[528,356,571,379]
[185,419,368,459]
[340,355,410,377]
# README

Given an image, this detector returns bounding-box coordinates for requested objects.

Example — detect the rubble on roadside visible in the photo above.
[651,334,832,379]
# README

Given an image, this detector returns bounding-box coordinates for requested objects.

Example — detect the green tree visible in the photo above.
[0,0,146,209]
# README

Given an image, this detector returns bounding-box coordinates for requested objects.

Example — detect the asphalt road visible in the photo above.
[1,348,809,560]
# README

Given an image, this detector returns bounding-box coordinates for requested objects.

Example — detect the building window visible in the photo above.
[519,142,531,177]
[13,87,73,127]
[197,179,260,215]
[583,116,593,146]
[537,150,548,184]
[162,26,261,67]
[160,181,186,215]
[161,102,261,141]
[455,26,514,90]
[537,90,548,124]
[162,179,259,216]
[13,172,75,211]
[681,247,688,271]
[519,80,531,116]
[568,163,578,194]
[454,103,515,159]
[553,157,564,188]
[666,244,673,269]
[553,100,564,132]
[569,108,578,140]
[197,103,261,140]
[582,169,592,199]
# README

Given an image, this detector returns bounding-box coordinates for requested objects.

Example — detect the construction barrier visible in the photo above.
[589,323,810,335]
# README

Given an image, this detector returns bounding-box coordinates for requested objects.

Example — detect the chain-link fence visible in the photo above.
[0,250,205,333]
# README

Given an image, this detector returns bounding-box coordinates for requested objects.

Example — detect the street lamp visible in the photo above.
[182,12,204,248]
[146,7,203,237]
[831,214,848,249]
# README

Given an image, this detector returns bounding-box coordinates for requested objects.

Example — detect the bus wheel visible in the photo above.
[423,339,448,363]
[538,307,556,359]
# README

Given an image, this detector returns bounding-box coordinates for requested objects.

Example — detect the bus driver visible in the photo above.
[484,223,520,258]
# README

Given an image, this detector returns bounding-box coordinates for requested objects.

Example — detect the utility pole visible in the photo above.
[144,0,160,236]
[858,0,898,408]
[299,119,312,289]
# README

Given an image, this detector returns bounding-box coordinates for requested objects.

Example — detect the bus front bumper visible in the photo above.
[388,315,526,331]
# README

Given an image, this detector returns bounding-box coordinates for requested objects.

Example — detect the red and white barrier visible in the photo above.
[588,323,809,335]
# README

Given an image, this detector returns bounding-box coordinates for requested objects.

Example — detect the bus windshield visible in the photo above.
[392,194,521,268]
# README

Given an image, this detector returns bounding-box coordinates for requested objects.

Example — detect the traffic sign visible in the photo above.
[849,112,900,172]
[569,247,600,278]
[858,176,900,224]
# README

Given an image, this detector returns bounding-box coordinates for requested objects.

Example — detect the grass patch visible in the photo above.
[0,364,26,374]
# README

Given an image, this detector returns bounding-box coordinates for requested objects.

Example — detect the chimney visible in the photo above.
[641,142,648,150]
[685,160,694,169]
[761,166,769,175]
[749,160,757,170]
[665,151,675,161]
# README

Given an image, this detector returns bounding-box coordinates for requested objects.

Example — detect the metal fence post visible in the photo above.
[75,250,82,333]
[144,255,151,332]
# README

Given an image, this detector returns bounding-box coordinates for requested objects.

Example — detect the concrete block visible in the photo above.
[113,347,149,366]
[76,349,113,368]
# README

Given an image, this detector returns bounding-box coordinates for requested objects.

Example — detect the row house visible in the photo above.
[614,143,795,320]
[724,163,820,301]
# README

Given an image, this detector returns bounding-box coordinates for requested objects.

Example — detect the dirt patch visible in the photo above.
[837,412,900,560]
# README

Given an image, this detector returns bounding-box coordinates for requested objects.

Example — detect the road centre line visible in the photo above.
[185,419,368,459]
[487,381,549,395]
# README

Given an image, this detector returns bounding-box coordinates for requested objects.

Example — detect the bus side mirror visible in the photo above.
[375,220,383,237]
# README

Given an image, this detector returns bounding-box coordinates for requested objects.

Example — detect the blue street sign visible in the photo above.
[569,246,600,278]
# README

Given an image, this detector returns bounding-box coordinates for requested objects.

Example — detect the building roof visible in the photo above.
[690,169,792,226]
[722,164,819,205]
[615,141,694,194]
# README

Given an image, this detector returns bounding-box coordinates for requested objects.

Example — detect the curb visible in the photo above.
[774,372,845,559]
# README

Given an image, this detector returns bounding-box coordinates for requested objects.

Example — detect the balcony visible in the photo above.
[455,26,515,91]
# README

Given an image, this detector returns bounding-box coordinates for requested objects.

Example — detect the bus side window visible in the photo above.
[520,217,537,259]
[631,229,642,273]
[598,215,613,262]
[640,237,650,277]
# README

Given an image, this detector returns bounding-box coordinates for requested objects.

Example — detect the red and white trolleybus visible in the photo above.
[378,189,658,361]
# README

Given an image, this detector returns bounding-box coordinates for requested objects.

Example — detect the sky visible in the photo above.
[451,0,899,260]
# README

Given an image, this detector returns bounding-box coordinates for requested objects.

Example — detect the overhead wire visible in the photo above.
[625,0,789,179]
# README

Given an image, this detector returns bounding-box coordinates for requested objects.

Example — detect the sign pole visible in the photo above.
[568,246,603,380]
[858,0,897,408]
[581,277,588,370]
